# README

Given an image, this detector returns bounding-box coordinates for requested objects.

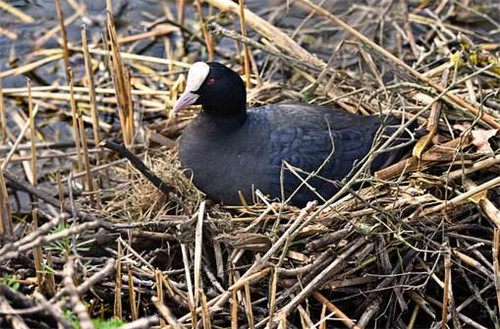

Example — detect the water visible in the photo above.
[2,0,499,87]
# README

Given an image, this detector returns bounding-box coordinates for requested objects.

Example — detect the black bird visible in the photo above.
[173,62,414,206]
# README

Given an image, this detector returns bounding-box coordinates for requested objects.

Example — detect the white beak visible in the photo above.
[172,62,210,114]
[173,91,199,113]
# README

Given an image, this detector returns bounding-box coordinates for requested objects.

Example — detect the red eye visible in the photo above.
[207,78,216,85]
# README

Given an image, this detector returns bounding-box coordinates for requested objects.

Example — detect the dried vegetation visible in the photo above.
[1,0,500,328]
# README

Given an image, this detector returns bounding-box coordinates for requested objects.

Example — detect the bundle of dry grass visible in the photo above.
[1,0,500,328]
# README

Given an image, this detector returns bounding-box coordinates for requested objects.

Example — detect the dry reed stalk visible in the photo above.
[409,13,492,42]
[84,47,190,68]
[181,243,196,324]
[453,250,494,280]
[106,0,133,146]
[161,276,175,299]
[205,0,324,67]
[194,201,206,307]
[179,202,316,323]
[464,178,500,229]
[163,36,174,77]
[209,22,320,75]
[376,132,474,181]
[45,252,56,295]
[232,20,242,73]
[127,265,138,321]
[200,291,211,329]
[1,105,39,171]
[0,26,17,40]
[0,0,34,22]
[28,79,37,188]
[77,105,94,202]
[408,304,421,329]
[0,168,13,235]
[313,292,361,329]
[0,54,63,79]
[303,51,337,96]
[238,0,251,88]
[116,27,177,45]
[68,69,84,173]
[267,268,278,327]
[124,68,135,146]
[3,85,170,97]
[442,252,451,329]
[194,0,214,61]
[231,288,238,329]
[276,237,366,320]
[494,229,500,314]
[0,76,5,143]
[81,25,101,146]
[318,303,327,329]
[295,306,310,327]
[156,270,165,327]
[56,171,64,213]
[243,281,255,329]
[296,0,500,129]
[3,89,165,118]
[177,0,186,26]
[63,259,94,329]
[0,147,103,164]
[422,174,500,217]
[414,70,448,159]
[55,0,71,83]
[114,241,123,320]
[0,202,104,262]
[213,239,224,279]
[31,210,45,293]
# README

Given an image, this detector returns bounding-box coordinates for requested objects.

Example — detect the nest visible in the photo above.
[0,0,500,328]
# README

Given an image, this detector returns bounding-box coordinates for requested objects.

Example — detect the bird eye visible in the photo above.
[207,78,216,86]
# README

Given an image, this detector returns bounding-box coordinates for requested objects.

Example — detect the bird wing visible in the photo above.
[264,104,382,203]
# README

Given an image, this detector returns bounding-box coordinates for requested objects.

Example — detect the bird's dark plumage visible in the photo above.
[175,62,414,206]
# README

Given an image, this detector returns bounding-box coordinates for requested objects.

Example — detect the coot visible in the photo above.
[174,62,414,206]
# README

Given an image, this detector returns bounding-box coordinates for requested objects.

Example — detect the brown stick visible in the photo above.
[276,237,366,321]
[238,0,251,88]
[494,229,500,314]
[55,0,71,84]
[313,292,360,329]
[205,0,324,68]
[81,25,101,146]
[422,174,500,216]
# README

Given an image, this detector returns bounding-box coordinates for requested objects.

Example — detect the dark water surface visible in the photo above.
[1,0,499,88]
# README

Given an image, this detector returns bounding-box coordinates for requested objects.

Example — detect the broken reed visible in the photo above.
[81,24,101,146]
[0,0,499,328]
[106,0,134,147]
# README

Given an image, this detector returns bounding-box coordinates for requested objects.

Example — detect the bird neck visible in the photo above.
[201,102,247,130]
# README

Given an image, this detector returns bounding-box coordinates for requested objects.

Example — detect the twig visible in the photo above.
[99,140,172,195]
[275,237,366,320]
[313,292,360,329]
[296,0,500,129]
[63,259,94,329]
[205,0,324,68]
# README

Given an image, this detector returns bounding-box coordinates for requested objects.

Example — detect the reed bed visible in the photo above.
[0,0,500,328]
